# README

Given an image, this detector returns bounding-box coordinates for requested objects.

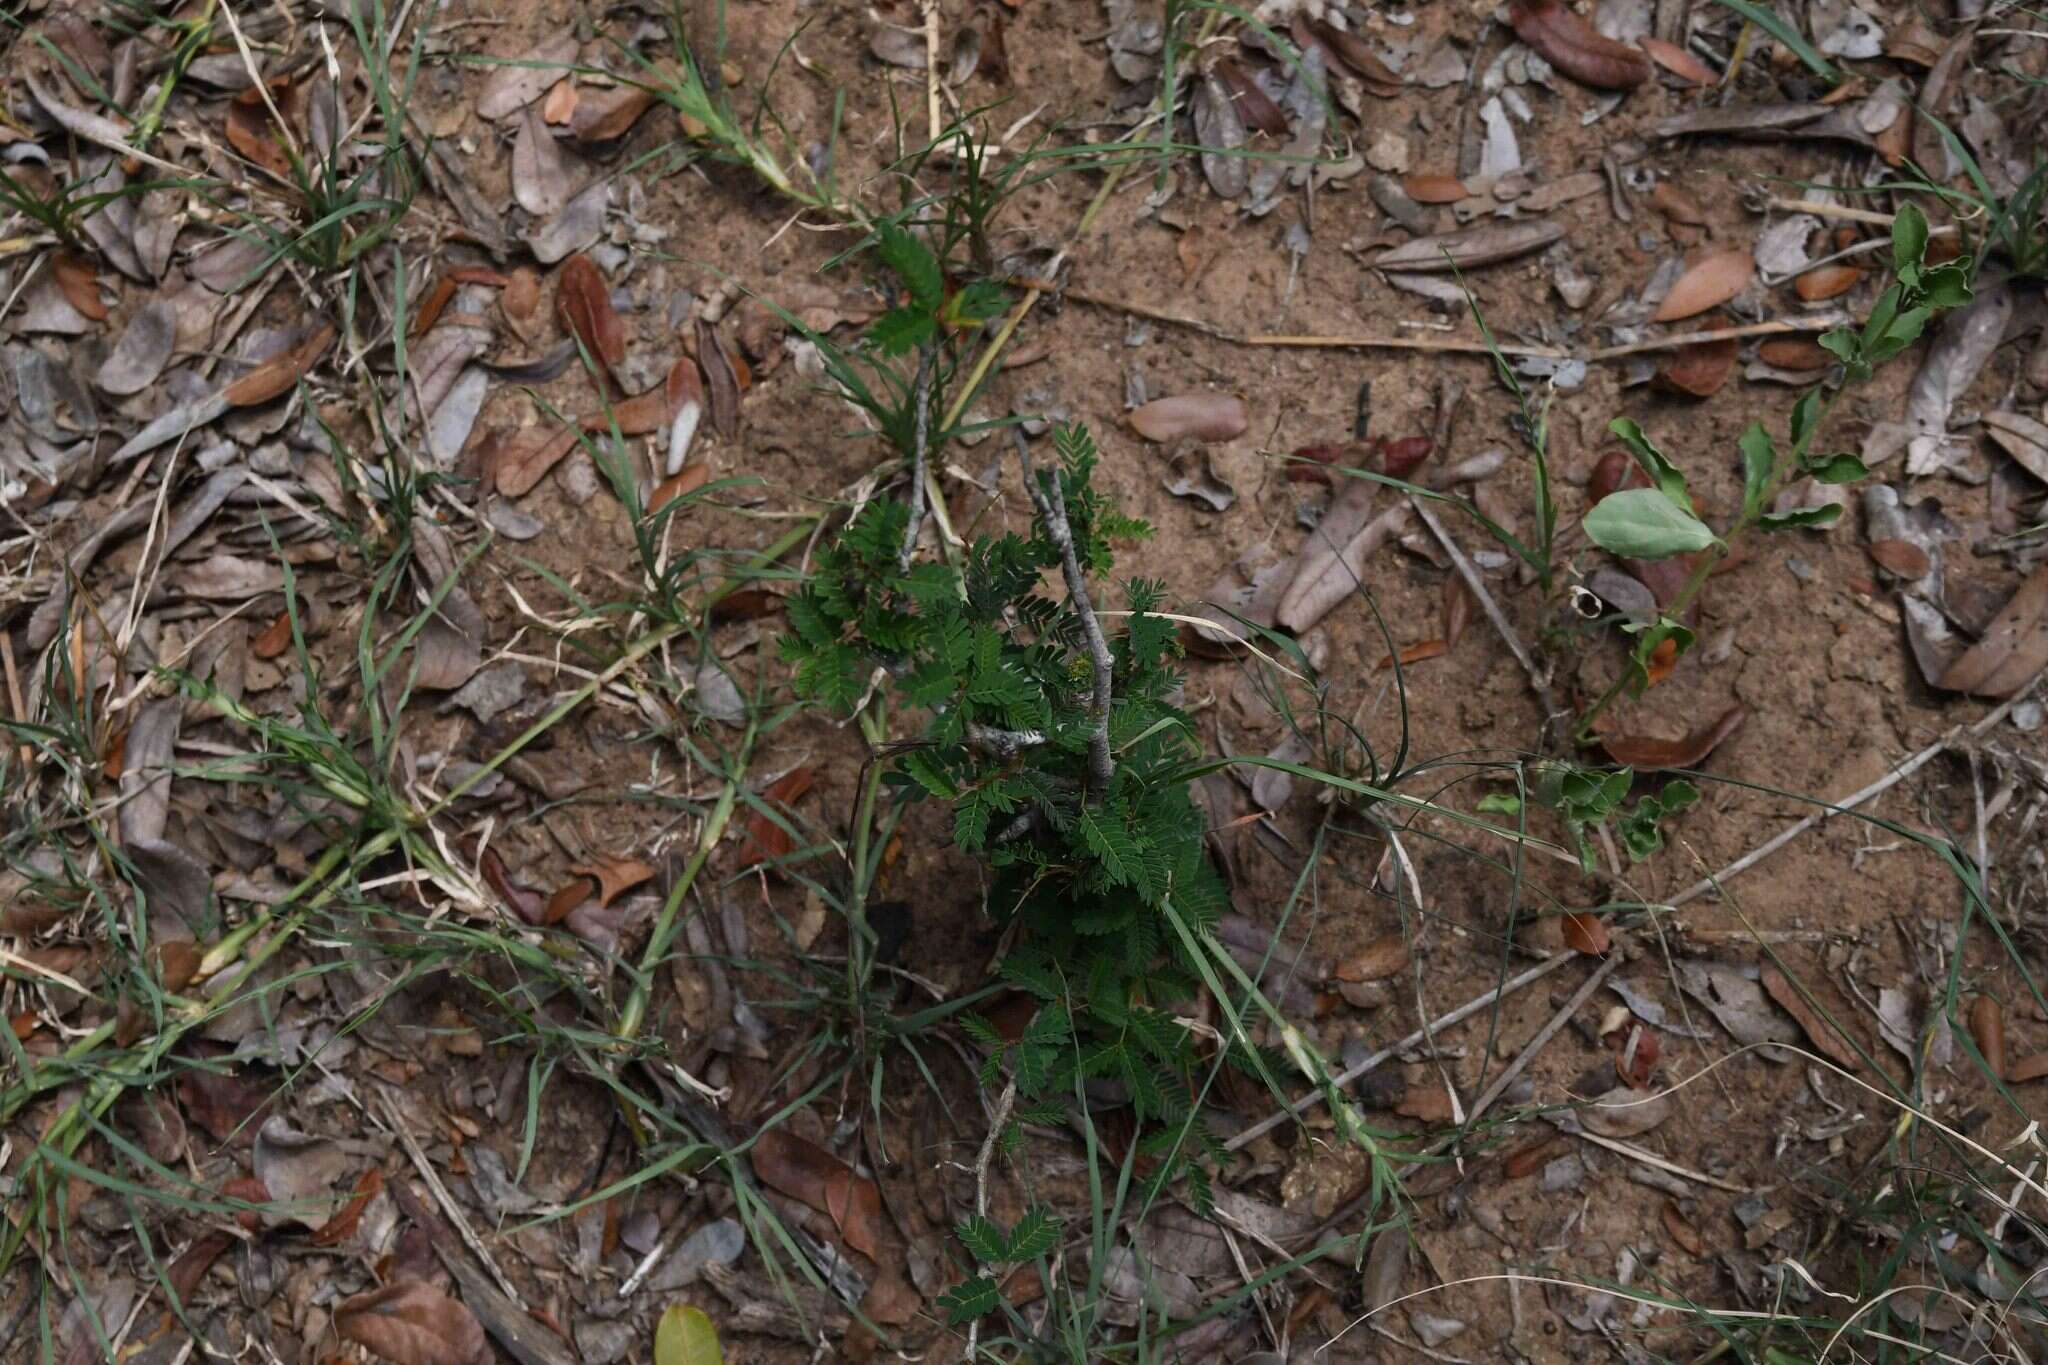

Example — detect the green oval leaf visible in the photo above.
[1582,488,1718,559]
[655,1305,724,1365]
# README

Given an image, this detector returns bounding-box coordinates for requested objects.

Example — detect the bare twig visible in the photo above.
[964,722,1049,757]
[1248,331,1568,358]
[1225,952,1577,1151]
[377,1090,528,1310]
[1461,954,1620,1133]
[1586,314,1851,361]
[898,345,936,573]
[1668,670,2045,909]
[964,1079,1018,1362]
[1010,430,1113,796]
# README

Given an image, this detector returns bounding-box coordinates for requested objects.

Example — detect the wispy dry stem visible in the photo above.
[1010,430,1113,796]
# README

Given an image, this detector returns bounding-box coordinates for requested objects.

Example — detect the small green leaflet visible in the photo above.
[1801,452,1865,484]
[1607,418,1694,513]
[867,305,935,357]
[1078,807,1144,889]
[1582,488,1718,559]
[654,1305,723,1365]
[1005,1206,1063,1261]
[1758,504,1842,531]
[1738,423,1775,521]
[1891,202,1928,273]
[876,222,943,311]
[956,1214,1009,1264]
[937,1277,1000,1324]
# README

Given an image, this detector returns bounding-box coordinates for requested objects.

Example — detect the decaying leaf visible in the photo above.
[1127,393,1249,443]
[570,83,657,142]
[1375,218,1564,272]
[1652,339,1737,396]
[1759,964,1860,1070]
[1506,0,1651,89]
[225,323,337,407]
[1649,182,1706,227]
[1985,411,2048,484]
[1901,279,2013,475]
[1335,934,1409,982]
[1192,75,1248,200]
[335,1280,492,1365]
[1758,338,1832,371]
[1640,36,1714,84]
[1578,1084,1671,1137]
[1661,1202,1706,1255]
[1561,911,1611,957]
[1969,994,2005,1079]
[1866,539,1931,579]
[1675,960,1801,1051]
[476,36,579,120]
[697,318,748,439]
[556,254,626,385]
[1597,706,1745,769]
[1652,250,1752,322]
[1936,566,2048,699]
[737,767,816,868]
[750,1128,884,1259]
[1793,263,1860,301]
[1214,58,1288,136]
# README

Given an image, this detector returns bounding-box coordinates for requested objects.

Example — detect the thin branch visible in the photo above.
[1010,430,1114,797]
[898,345,936,573]
[964,1079,1018,1362]
[964,721,1049,757]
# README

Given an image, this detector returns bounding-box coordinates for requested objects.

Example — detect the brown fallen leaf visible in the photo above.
[568,857,656,907]
[1579,1084,1671,1137]
[252,609,295,660]
[541,878,595,927]
[225,84,295,179]
[224,323,337,407]
[409,275,458,338]
[51,253,108,321]
[1395,1085,1457,1123]
[1502,1139,1556,1179]
[555,254,625,388]
[1759,963,1860,1070]
[1758,337,1832,370]
[1443,575,1473,647]
[751,1127,884,1259]
[2010,1051,2048,1083]
[1214,57,1287,136]
[1507,0,1651,89]
[1661,1201,1706,1255]
[1375,218,1564,272]
[310,1167,385,1247]
[1867,538,1931,579]
[1969,994,2005,1080]
[1653,338,1738,397]
[1936,566,2048,698]
[1589,448,1650,505]
[1650,185,1707,231]
[696,317,748,439]
[1653,250,1753,322]
[737,766,816,868]
[1378,435,1434,479]
[1402,173,1469,204]
[541,78,577,125]
[1378,638,1448,670]
[479,846,548,925]
[493,424,582,498]
[1640,36,1714,85]
[179,1068,275,1145]
[1127,392,1249,443]
[1310,19,1403,95]
[1597,706,1745,769]
[710,587,784,623]
[649,462,713,515]
[335,1279,492,1365]
[1612,1021,1660,1087]
[1795,263,1861,301]
[569,83,657,142]
[1561,911,1611,957]
[1335,933,1409,982]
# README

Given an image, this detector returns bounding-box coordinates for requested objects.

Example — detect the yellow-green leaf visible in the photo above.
[655,1305,723,1365]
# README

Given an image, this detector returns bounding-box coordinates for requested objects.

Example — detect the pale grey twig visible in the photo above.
[964,1079,1018,1361]
[898,346,936,573]
[1010,429,1114,796]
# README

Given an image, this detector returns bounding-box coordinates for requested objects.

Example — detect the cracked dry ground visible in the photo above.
[1,0,2046,1362]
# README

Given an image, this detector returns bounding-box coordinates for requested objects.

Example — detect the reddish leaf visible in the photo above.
[502,267,541,323]
[409,276,457,338]
[445,267,510,287]
[223,324,336,407]
[1377,435,1434,480]
[541,877,596,926]
[1759,964,1861,1070]
[1588,449,1650,505]
[556,254,626,383]
[1758,338,1832,370]
[541,79,577,125]
[1611,1021,1660,1086]
[1642,635,1679,687]
[737,766,816,868]
[568,858,656,906]
[1969,994,2005,1080]
[335,1279,492,1365]
[479,846,548,925]
[1213,58,1288,136]
[225,85,294,178]
[1127,393,1249,443]
[1867,539,1931,578]
[1502,1138,1555,1179]
[221,1175,269,1231]
[1378,638,1448,670]
[1661,1201,1706,1255]
[167,1232,231,1304]
[1597,706,1745,769]
[570,84,657,142]
[51,253,108,320]
[1394,1086,1456,1122]
[1653,338,1738,397]
[1561,910,1611,957]
[649,461,713,515]
[1653,250,1754,322]
[310,1167,385,1247]
[1402,173,1469,204]
[1507,0,1651,89]
[252,609,295,660]
[1650,183,1707,227]
[1640,36,1715,84]
[608,356,704,435]
[1794,263,1862,301]
[751,1128,885,1259]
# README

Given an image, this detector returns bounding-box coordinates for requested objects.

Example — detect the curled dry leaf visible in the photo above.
[1401,173,1469,204]
[650,461,714,514]
[492,425,581,498]
[1866,538,1931,578]
[1506,0,1651,89]
[1375,218,1564,272]
[224,323,337,407]
[252,609,294,660]
[1653,338,1737,397]
[1561,911,1611,957]
[1794,263,1861,301]
[555,254,626,383]
[1597,706,1745,769]
[1127,392,1249,443]
[1640,36,1714,84]
[1652,250,1753,322]
[335,1280,492,1365]
[1759,964,1861,1070]
[750,1128,884,1259]
[1661,1201,1706,1255]
[1936,565,2048,699]
[1395,1085,1457,1123]
[737,766,816,868]
[1192,75,1249,200]
[1968,994,2005,1079]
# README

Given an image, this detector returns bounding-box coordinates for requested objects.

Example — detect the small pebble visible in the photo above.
[1785,555,1815,583]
